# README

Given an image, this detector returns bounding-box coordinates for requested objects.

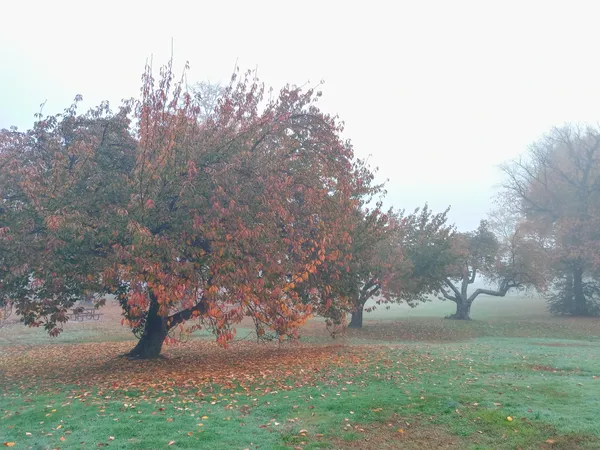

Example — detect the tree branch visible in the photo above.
[167,296,208,330]
[467,283,512,303]
[439,289,457,302]
[443,278,462,299]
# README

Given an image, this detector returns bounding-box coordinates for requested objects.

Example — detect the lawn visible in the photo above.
[2,296,600,449]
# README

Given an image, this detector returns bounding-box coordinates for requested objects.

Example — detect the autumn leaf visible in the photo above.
[168,440,175,446]
[3,444,16,448]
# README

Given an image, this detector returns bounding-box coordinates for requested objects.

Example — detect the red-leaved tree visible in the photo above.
[0,61,366,358]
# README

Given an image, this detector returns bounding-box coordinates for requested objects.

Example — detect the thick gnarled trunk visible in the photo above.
[126,294,208,359]
[126,301,168,359]
[442,275,513,321]
[451,298,472,320]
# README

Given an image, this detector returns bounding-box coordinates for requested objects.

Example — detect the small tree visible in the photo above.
[345,206,406,329]
[346,204,455,328]
[433,218,545,320]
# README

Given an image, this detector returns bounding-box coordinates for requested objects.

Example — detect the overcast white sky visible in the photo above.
[2,0,600,230]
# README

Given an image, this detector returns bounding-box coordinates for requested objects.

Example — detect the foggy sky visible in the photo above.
[2,0,600,230]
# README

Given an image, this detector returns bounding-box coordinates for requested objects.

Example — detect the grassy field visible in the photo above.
[2,295,600,449]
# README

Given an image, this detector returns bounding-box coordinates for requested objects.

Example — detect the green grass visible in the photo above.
[2,295,600,449]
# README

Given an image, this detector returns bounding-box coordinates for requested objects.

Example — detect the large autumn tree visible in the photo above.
[0,61,365,358]
[501,124,600,316]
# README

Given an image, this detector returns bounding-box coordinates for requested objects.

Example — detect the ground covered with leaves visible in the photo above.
[2,300,600,449]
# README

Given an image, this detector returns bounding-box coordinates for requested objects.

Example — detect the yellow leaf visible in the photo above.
[56,425,62,430]
[397,428,405,434]
[3,444,16,448]
[201,416,208,419]
[507,417,513,422]
[187,432,193,437]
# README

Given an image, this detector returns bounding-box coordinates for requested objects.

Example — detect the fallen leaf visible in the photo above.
[202,416,209,419]
[25,433,32,437]
[3,444,16,448]
[546,439,555,444]
[60,436,66,442]
[397,428,405,434]
[298,429,308,435]
[168,441,175,446]
[109,436,115,441]
[507,417,513,422]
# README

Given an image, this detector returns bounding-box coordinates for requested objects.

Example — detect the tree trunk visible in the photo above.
[126,301,168,359]
[572,266,588,316]
[349,304,364,328]
[451,297,472,320]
